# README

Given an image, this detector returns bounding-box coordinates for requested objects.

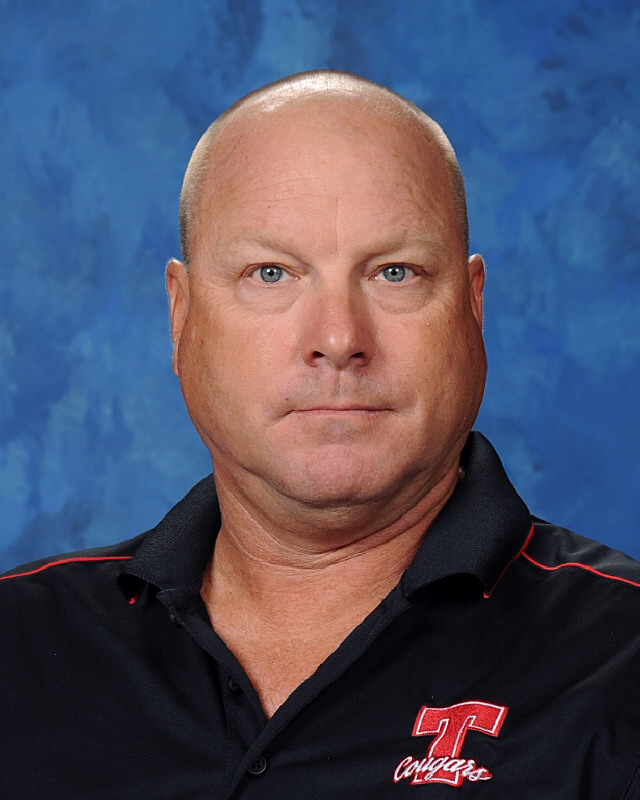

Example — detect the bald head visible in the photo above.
[178,70,469,267]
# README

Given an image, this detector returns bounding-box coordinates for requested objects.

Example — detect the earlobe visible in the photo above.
[166,258,190,377]
[467,254,485,329]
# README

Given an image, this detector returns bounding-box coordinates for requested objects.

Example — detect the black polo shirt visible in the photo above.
[2,432,640,799]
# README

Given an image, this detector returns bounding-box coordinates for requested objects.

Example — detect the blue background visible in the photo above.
[1,0,638,571]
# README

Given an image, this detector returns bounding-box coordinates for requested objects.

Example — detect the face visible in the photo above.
[167,99,485,517]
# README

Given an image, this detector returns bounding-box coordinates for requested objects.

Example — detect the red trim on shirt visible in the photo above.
[522,552,640,590]
[484,523,535,598]
[0,555,132,582]
[128,588,142,605]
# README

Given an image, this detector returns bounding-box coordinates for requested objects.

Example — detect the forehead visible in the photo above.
[194,97,459,255]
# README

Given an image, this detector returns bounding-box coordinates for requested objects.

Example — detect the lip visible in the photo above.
[290,405,388,413]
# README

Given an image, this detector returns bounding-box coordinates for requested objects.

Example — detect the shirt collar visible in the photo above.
[120,432,531,599]
[402,432,532,596]
[119,475,220,598]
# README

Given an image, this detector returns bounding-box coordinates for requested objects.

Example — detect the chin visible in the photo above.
[269,449,408,509]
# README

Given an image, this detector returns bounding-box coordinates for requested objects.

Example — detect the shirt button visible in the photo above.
[247,755,268,777]
[228,676,241,693]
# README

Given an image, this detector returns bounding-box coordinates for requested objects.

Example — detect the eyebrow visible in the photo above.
[229,230,447,258]
[363,232,447,256]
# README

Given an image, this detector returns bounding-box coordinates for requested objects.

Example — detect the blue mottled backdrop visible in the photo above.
[1,0,639,570]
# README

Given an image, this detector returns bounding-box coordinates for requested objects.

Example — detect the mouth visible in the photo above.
[289,405,389,415]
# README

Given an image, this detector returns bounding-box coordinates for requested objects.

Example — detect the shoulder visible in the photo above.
[0,535,152,674]
[523,518,640,595]
[509,518,640,643]
[0,533,146,599]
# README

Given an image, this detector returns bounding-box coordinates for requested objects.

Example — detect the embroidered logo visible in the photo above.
[393,701,508,787]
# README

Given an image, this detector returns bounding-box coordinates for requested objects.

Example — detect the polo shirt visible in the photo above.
[2,431,640,799]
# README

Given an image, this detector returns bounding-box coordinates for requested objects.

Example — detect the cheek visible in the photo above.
[444,313,487,409]
[394,308,484,401]
[181,307,291,405]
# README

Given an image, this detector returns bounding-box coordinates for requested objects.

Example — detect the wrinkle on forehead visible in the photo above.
[195,136,453,271]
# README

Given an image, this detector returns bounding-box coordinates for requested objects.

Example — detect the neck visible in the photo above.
[208,456,460,572]
[199,463,460,717]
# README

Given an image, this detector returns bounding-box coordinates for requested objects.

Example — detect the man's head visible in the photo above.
[167,71,485,528]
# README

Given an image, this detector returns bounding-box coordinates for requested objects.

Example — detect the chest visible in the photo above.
[5,578,640,799]
[210,606,373,717]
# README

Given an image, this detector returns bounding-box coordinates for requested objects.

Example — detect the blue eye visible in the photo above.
[381,265,407,282]
[259,265,284,283]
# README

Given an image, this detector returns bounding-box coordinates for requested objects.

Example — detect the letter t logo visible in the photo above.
[411,701,508,786]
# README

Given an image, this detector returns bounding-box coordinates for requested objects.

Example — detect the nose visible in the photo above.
[300,281,375,369]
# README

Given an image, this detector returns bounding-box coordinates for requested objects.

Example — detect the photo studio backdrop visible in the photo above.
[1,0,638,570]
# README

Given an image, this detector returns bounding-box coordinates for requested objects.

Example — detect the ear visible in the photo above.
[166,258,190,377]
[467,254,485,329]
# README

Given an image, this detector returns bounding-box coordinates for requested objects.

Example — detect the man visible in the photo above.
[1,71,639,798]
